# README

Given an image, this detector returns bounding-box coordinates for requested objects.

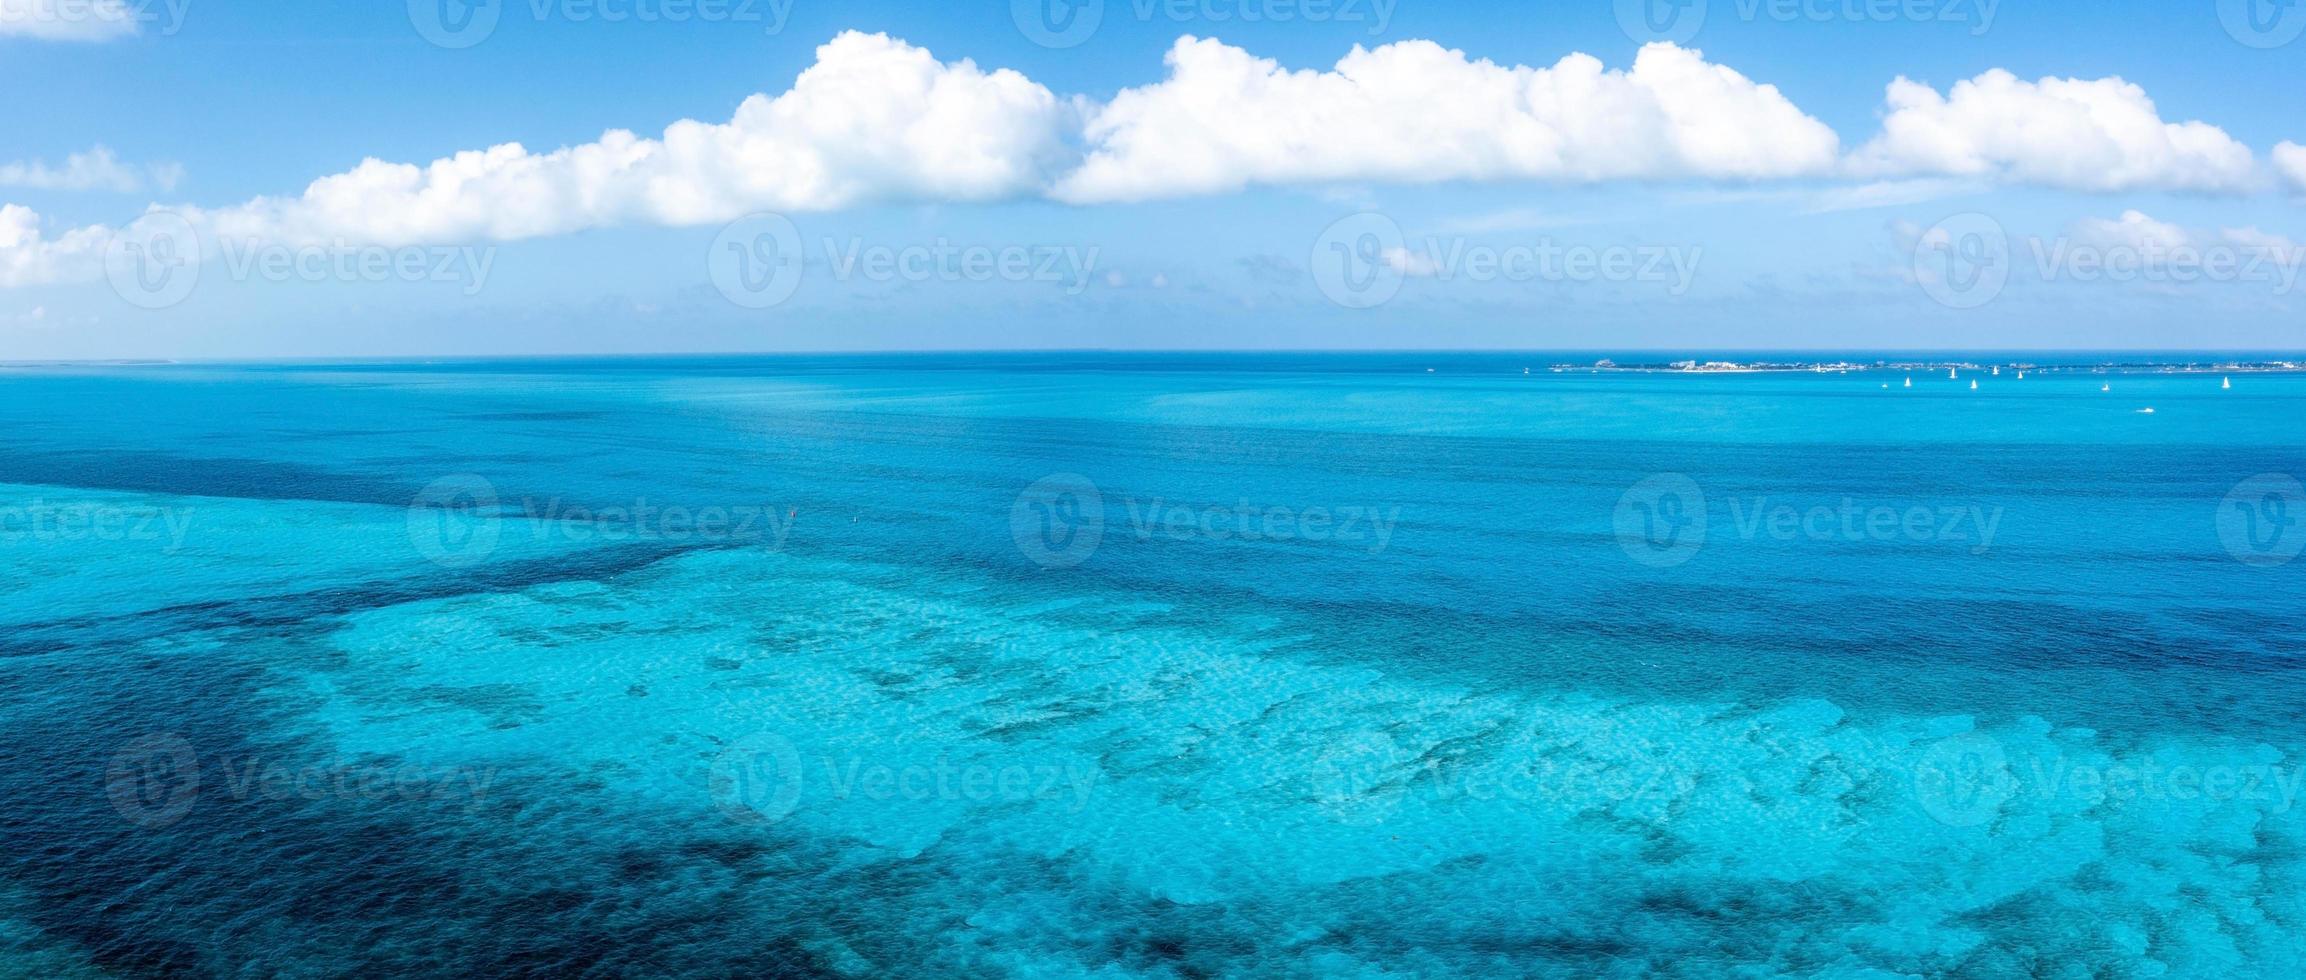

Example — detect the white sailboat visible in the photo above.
[1947,368,1957,380]
[1970,380,1979,390]
[2223,376,2232,389]
[2101,382,2111,392]
[1992,366,2000,376]
[1904,376,1912,388]
[2017,371,2025,379]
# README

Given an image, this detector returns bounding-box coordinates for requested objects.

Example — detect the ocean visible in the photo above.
[3,353,2302,976]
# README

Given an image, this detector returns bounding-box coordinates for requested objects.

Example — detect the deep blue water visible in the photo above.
[3,353,2303,976]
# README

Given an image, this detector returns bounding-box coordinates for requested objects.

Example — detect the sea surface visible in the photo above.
[3,353,2303,977]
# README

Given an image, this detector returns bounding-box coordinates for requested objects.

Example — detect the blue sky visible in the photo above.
[2,0,2303,357]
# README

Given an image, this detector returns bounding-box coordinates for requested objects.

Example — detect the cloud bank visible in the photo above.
[0,147,182,193]
[1053,38,1840,202]
[2,31,2294,290]
[1848,71,2259,192]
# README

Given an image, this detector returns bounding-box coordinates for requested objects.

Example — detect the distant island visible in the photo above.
[1551,359,2306,374]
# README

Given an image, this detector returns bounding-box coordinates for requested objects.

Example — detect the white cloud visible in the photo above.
[1056,38,1840,203]
[1381,247,1442,277]
[0,31,1079,287]
[1848,71,2258,192]
[0,0,139,41]
[177,31,1079,248]
[0,147,181,193]
[0,204,112,288]
[2054,212,2305,292]
[2071,210,2195,252]
[2069,210,2302,258]
[2274,142,2306,193]
[3,32,2300,294]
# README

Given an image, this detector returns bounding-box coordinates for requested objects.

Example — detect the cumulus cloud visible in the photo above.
[3,32,2300,293]
[0,31,1078,287]
[0,0,141,40]
[0,147,182,193]
[0,204,112,288]
[1848,71,2258,192]
[180,31,1079,248]
[2274,142,2306,193]
[1055,38,1840,203]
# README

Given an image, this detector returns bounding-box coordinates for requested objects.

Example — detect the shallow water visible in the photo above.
[4,354,2303,976]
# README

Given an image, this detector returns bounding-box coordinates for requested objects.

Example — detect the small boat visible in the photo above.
[1969,380,1979,390]
[1904,376,1912,388]
[2137,407,2156,414]
[2017,371,2025,380]
[1992,366,2000,376]
[2102,383,2111,392]
[1948,368,1958,379]
[2223,377,2232,390]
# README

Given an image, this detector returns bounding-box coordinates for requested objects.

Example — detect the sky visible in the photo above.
[2,0,2304,358]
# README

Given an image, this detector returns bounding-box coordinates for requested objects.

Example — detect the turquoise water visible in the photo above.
[3,354,2303,976]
